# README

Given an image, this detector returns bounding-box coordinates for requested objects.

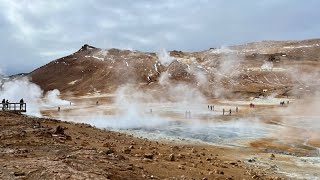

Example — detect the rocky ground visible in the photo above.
[0,112,286,180]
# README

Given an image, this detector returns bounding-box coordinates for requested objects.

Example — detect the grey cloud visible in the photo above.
[0,0,319,75]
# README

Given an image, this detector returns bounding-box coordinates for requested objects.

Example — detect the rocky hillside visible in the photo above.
[29,39,320,98]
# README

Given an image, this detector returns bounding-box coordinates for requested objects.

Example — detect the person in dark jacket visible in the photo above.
[20,98,24,110]
[5,99,9,109]
[1,99,5,110]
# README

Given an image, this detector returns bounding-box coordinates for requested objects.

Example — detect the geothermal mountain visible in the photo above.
[29,39,320,97]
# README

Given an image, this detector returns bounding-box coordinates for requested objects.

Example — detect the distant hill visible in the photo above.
[28,39,320,98]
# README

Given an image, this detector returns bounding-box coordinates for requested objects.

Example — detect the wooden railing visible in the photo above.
[1,103,27,113]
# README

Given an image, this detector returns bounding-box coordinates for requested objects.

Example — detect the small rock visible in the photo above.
[104,148,114,155]
[144,153,154,159]
[169,153,175,161]
[214,169,224,175]
[14,172,25,176]
[66,135,72,141]
[52,126,65,135]
[177,153,184,159]
[123,148,131,154]
[66,155,77,159]
[142,158,153,162]
[270,154,276,159]
[178,165,185,170]
[252,175,260,179]
[229,162,237,166]
[117,154,126,160]
[33,122,41,128]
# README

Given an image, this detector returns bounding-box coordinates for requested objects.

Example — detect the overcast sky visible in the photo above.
[0,0,319,75]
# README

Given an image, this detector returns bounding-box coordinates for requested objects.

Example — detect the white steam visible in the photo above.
[0,77,43,116]
[44,89,70,107]
[211,47,243,97]
[157,49,175,65]
[261,61,273,71]
[166,83,206,104]
[158,71,170,85]
[58,85,171,129]
[0,77,69,116]
[217,47,242,75]
[187,66,208,87]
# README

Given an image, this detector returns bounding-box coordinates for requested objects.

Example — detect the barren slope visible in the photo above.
[29,39,320,98]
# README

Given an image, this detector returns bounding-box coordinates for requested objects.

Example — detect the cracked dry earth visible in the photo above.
[0,112,285,180]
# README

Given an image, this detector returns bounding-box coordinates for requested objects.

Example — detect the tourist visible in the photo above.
[5,99,9,109]
[19,98,24,110]
[1,99,5,110]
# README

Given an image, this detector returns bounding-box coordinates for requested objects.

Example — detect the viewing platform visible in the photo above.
[1,103,27,113]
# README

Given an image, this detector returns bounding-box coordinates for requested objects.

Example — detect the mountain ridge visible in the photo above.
[28,38,320,98]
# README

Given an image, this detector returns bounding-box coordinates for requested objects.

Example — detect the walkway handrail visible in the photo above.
[1,103,27,112]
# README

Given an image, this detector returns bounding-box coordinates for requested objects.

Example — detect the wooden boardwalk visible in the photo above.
[1,103,26,113]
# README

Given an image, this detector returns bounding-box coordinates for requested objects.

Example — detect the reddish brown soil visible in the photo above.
[0,112,286,179]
